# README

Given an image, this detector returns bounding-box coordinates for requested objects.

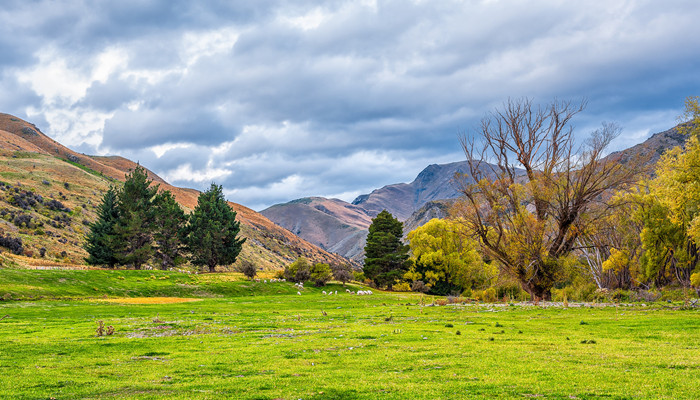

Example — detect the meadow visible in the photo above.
[0,270,698,399]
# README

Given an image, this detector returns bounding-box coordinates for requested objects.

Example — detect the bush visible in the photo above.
[284,257,311,283]
[474,287,497,302]
[495,282,529,302]
[45,199,67,211]
[0,234,23,255]
[13,214,32,228]
[236,262,257,280]
[332,264,353,285]
[353,271,366,282]
[632,289,661,302]
[310,263,332,287]
[412,280,429,293]
[691,272,700,288]
[392,281,411,292]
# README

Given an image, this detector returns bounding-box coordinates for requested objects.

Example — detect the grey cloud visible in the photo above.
[79,76,139,111]
[2,0,700,210]
[102,108,236,149]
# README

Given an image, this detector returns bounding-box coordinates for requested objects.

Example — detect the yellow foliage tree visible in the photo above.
[635,96,700,287]
[406,218,496,295]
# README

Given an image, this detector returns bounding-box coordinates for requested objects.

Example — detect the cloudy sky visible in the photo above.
[2,0,699,210]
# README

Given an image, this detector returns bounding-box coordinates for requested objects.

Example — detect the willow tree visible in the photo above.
[455,98,641,300]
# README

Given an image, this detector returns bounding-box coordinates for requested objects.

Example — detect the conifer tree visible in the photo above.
[363,210,410,288]
[152,190,186,270]
[84,186,120,268]
[183,183,246,272]
[114,165,158,269]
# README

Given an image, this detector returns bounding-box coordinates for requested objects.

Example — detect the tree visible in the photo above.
[113,165,158,269]
[363,210,410,289]
[183,183,246,272]
[456,98,641,300]
[85,186,120,267]
[152,190,186,270]
[284,256,311,282]
[406,218,496,295]
[634,96,700,287]
[575,192,643,290]
[332,264,354,286]
[310,263,332,286]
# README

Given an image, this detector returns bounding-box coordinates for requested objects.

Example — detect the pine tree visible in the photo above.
[363,210,410,288]
[114,165,158,269]
[84,186,120,268]
[152,190,186,270]
[183,183,246,272]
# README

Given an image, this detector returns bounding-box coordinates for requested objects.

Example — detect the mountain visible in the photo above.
[264,124,692,263]
[402,199,455,236]
[261,197,371,265]
[351,161,472,221]
[0,113,349,270]
[263,161,475,262]
[604,124,689,166]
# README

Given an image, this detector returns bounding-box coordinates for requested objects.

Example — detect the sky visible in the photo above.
[1,0,699,211]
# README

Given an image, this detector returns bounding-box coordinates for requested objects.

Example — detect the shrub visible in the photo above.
[45,199,67,211]
[310,263,332,287]
[353,271,366,282]
[412,280,429,293]
[496,282,529,302]
[474,287,497,302]
[13,214,32,228]
[632,289,661,302]
[284,257,311,283]
[0,234,23,255]
[236,262,258,280]
[392,281,411,292]
[332,264,353,285]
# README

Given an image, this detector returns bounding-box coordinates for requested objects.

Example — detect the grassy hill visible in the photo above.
[0,113,350,270]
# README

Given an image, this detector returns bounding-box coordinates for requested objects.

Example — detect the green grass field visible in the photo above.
[0,270,698,399]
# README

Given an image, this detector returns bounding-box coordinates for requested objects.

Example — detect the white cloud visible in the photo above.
[2,0,700,210]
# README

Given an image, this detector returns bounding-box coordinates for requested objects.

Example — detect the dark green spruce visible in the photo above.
[113,165,158,270]
[183,183,246,272]
[362,210,410,288]
[84,186,120,268]
[152,190,187,270]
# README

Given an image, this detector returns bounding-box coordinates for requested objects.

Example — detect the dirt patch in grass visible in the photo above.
[99,297,203,304]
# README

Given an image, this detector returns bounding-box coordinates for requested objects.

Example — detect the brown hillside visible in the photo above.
[0,113,349,270]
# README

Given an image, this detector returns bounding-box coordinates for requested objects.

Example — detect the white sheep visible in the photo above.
[297,291,301,295]
[322,291,327,295]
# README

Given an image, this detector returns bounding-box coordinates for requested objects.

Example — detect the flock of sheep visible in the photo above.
[286,281,373,296]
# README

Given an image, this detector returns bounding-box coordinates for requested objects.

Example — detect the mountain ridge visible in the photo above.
[263,124,690,262]
[0,113,350,270]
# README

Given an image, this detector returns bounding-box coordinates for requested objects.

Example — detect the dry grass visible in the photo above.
[98,297,203,304]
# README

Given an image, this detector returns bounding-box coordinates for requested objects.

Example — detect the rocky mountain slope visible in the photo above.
[0,113,349,270]
[351,161,472,221]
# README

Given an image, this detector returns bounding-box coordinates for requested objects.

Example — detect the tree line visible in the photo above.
[362,97,700,301]
[84,166,245,272]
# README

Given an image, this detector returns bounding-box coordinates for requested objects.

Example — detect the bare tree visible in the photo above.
[455,98,641,300]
